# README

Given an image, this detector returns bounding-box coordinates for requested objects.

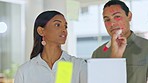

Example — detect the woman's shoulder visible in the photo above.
[62,51,87,67]
[70,56,86,63]
[17,60,33,72]
[17,57,39,73]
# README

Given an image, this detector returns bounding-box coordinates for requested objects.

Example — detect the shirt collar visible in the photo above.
[32,50,71,67]
[33,54,48,67]
[59,51,71,61]
[127,31,136,46]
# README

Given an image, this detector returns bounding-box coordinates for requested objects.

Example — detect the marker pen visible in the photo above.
[103,29,122,52]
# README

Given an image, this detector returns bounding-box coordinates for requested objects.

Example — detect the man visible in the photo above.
[92,0,148,83]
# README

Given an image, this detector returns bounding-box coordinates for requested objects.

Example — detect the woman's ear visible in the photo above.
[37,26,44,36]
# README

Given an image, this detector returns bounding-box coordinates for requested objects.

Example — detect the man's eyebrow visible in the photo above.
[112,12,121,16]
[103,12,121,19]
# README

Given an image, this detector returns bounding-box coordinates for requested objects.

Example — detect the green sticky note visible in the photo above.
[55,61,73,83]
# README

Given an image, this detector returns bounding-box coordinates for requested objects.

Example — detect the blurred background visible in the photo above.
[0,0,148,82]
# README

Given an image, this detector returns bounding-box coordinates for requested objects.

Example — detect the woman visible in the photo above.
[14,11,87,83]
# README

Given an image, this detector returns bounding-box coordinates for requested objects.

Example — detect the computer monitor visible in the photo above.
[87,58,127,83]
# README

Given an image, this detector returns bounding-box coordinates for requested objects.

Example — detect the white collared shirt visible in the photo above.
[14,51,87,83]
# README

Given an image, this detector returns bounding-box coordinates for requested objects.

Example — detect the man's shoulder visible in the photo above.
[94,42,108,52]
[92,42,108,58]
[137,36,148,40]
[135,36,148,44]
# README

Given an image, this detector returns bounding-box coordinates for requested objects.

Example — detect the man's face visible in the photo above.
[103,5,132,38]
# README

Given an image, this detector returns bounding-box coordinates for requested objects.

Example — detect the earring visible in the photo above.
[41,36,46,46]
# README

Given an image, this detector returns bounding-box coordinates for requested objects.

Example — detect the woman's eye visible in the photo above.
[55,23,60,27]
[65,25,68,29]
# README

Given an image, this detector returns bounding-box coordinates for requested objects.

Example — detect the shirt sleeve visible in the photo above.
[14,68,23,83]
[146,54,148,80]
[92,48,101,58]
[79,60,87,83]
[146,68,148,82]
[92,51,97,58]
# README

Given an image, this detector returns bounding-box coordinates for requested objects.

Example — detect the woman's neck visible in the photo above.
[41,44,62,69]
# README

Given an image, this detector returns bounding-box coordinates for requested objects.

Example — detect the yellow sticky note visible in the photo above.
[55,61,73,83]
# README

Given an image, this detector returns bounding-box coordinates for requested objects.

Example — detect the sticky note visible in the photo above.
[55,61,73,83]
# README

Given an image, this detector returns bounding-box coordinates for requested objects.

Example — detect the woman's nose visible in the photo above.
[62,28,67,33]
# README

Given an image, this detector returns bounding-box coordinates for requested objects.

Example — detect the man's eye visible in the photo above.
[114,16,121,20]
[115,16,121,18]
[55,23,60,27]
[104,19,110,22]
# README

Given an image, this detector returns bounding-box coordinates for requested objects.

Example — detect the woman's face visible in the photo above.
[43,15,67,45]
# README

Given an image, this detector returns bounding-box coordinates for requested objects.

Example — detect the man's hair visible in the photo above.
[103,0,129,16]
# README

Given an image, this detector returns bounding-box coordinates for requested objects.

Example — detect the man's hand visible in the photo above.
[110,33,127,58]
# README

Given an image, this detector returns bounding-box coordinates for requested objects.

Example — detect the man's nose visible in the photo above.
[111,20,117,27]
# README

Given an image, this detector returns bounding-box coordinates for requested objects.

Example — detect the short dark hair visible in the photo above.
[103,0,129,16]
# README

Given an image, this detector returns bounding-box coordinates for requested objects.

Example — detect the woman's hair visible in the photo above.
[103,0,129,16]
[30,11,64,59]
